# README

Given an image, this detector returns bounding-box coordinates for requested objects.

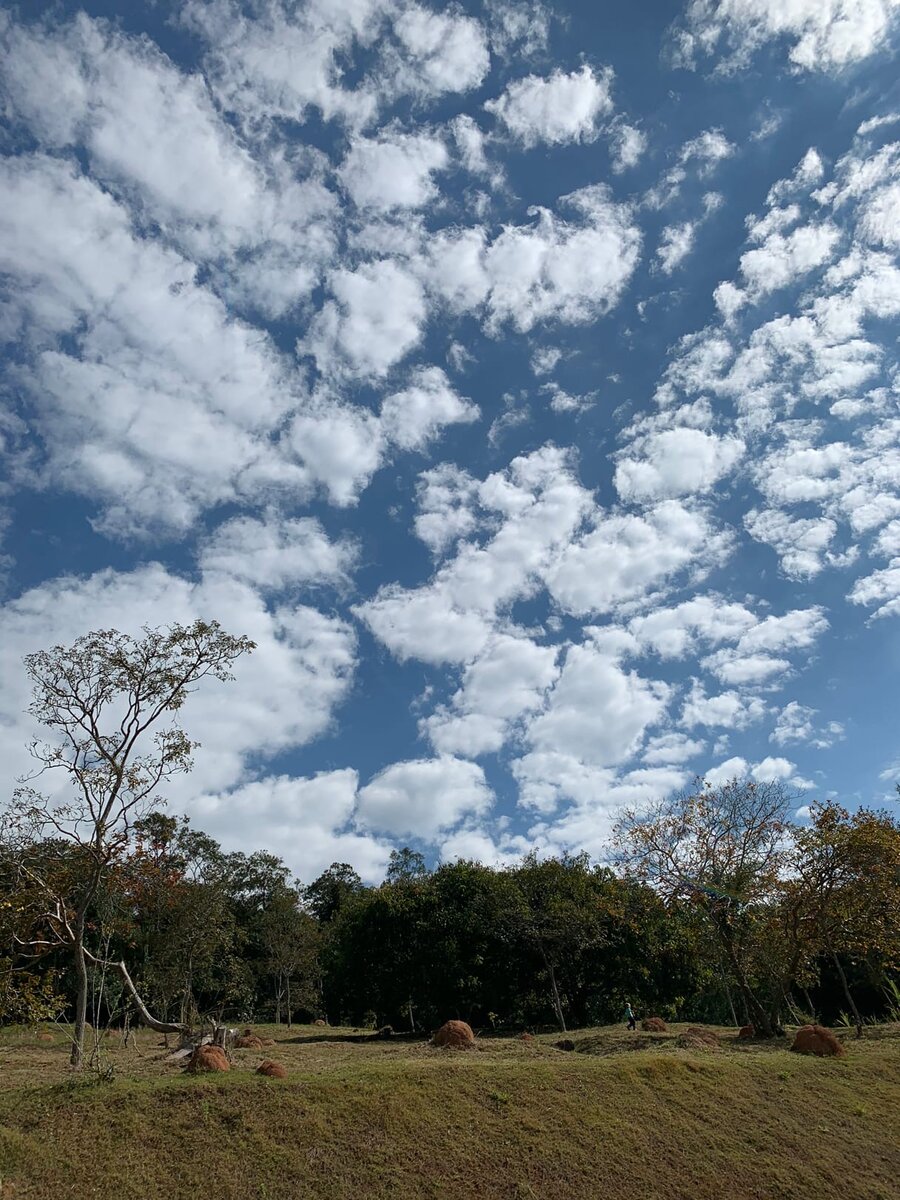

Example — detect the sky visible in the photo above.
[2,0,900,885]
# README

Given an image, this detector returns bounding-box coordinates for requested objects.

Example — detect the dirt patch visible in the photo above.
[790,1025,845,1057]
[684,1027,719,1046]
[677,1029,720,1051]
[256,1059,287,1078]
[432,1020,475,1049]
[641,1018,667,1032]
[187,1044,230,1073]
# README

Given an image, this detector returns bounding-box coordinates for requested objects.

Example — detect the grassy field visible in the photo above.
[1,1021,898,1200]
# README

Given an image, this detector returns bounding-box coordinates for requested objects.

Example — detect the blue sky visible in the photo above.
[2,0,900,883]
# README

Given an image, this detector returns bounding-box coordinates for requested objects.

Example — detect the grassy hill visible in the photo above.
[1,1022,898,1200]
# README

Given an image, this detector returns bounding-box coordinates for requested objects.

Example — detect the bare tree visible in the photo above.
[4,620,254,1066]
[615,776,793,1037]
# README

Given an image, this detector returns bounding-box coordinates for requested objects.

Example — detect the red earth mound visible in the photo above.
[790,1025,845,1057]
[187,1044,230,1073]
[432,1020,475,1049]
[641,1017,667,1032]
[737,1024,755,1039]
[519,1032,535,1042]
[256,1060,287,1078]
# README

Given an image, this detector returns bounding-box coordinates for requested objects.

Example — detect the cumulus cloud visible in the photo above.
[484,65,614,146]
[356,756,493,838]
[194,771,392,883]
[0,562,357,803]
[200,512,357,590]
[680,680,767,730]
[380,367,479,451]
[339,128,449,210]
[358,445,593,663]
[422,633,560,756]
[546,501,732,616]
[301,259,427,379]
[423,185,641,333]
[614,428,745,502]
[0,152,304,536]
[770,700,844,748]
[671,0,900,73]
[657,222,696,273]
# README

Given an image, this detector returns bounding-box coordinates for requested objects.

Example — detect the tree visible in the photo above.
[3,620,254,1065]
[386,847,427,884]
[304,863,364,924]
[506,853,612,1033]
[789,802,900,1036]
[616,777,793,1037]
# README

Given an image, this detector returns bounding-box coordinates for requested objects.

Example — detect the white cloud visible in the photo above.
[199,512,356,590]
[484,65,614,147]
[422,633,560,756]
[671,0,900,73]
[848,558,900,619]
[0,153,309,537]
[486,0,551,58]
[420,185,642,334]
[380,367,479,451]
[390,4,490,99]
[414,464,481,556]
[737,221,841,299]
[614,428,745,503]
[524,642,669,768]
[0,562,357,803]
[287,403,385,506]
[642,732,706,765]
[657,222,696,273]
[609,120,647,172]
[339,128,449,210]
[301,258,427,379]
[629,595,758,659]
[680,679,767,729]
[701,606,829,684]
[194,771,391,884]
[744,508,838,578]
[358,445,593,663]
[356,756,493,838]
[547,500,732,616]
[771,700,843,748]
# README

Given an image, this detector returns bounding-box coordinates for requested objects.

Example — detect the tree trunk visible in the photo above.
[545,957,566,1033]
[719,920,775,1036]
[831,948,863,1039]
[70,934,89,1067]
[286,975,291,1029]
[82,949,190,1037]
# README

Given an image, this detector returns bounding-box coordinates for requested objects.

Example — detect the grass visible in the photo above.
[1,1021,899,1199]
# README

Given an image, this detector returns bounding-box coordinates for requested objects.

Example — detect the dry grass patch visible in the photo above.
[0,1023,897,1200]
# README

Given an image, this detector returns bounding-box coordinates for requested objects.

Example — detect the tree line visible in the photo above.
[1,621,898,1067]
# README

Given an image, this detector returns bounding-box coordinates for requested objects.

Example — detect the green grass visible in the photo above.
[1,1022,898,1199]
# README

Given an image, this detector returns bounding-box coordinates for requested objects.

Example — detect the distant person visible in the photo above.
[625,1002,636,1031]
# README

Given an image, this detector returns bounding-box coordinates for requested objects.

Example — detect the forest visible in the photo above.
[2,622,899,1061]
